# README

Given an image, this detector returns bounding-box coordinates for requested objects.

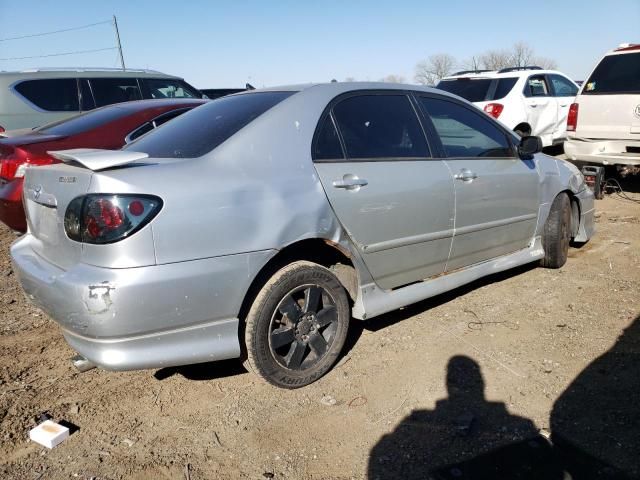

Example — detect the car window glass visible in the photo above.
[37,104,137,136]
[14,79,79,112]
[332,94,429,159]
[313,114,344,160]
[127,122,154,142]
[125,92,294,158]
[436,79,493,102]
[144,78,199,99]
[583,52,640,94]
[550,75,578,97]
[493,77,518,100]
[90,78,142,107]
[524,76,550,97]
[419,96,514,158]
[79,79,96,110]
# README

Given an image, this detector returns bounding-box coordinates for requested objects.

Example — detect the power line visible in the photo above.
[0,20,112,42]
[0,47,118,61]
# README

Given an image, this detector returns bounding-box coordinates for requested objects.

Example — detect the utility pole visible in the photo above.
[112,15,125,70]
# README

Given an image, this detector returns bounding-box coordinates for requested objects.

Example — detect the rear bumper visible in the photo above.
[10,234,275,371]
[0,177,26,231]
[565,138,640,166]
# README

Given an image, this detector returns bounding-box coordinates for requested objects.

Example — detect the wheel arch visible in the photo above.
[238,238,359,327]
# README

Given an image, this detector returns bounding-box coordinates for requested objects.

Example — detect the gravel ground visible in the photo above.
[0,184,638,479]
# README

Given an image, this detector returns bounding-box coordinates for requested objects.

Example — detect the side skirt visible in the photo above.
[352,237,544,320]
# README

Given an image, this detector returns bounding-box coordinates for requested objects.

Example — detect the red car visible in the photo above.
[0,98,207,231]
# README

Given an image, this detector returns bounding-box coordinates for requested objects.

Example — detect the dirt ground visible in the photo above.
[1,182,639,479]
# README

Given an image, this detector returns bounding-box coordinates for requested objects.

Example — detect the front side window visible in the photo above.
[332,94,429,159]
[14,78,79,112]
[419,96,515,158]
[125,91,294,158]
[143,78,200,99]
[583,52,640,94]
[549,75,578,97]
[90,78,142,107]
[524,75,550,97]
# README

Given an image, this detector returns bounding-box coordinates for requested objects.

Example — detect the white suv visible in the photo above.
[437,67,579,147]
[564,44,640,173]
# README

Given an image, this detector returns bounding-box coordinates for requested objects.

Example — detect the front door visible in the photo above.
[313,93,455,290]
[417,95,539,271]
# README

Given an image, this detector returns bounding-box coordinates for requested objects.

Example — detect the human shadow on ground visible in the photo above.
[368,317,639,479]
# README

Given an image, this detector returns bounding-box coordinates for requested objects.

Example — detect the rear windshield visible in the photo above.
[436,77,517,102]
[125,91,294,158]
[37,104,137,136]
[583,52,640,94]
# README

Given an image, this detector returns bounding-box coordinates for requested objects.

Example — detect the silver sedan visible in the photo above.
[11,83,595,388]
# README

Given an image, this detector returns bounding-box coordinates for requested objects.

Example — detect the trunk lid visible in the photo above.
[575,93,640,139]
[23,149,149,269]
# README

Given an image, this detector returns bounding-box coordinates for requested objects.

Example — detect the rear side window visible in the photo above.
[549,75,578,97]
[142,78,200,99]
[125,92,294,158]
[419,97,514,158]
[332,94,429,159]
[313,115,344,160]
[37,104,137,136]
[14,79,79,112]
[436,79,493,102]
[90,78,142,107]
[493,78,518,100]
[524,75,550,97]
[584,52,640,94]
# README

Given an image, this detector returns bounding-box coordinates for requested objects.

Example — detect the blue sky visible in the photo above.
[1,0,638,88]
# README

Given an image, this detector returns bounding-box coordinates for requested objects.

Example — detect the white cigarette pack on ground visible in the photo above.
[29,420,70,448]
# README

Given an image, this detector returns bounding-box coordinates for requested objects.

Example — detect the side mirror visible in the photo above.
[518,136,543,159]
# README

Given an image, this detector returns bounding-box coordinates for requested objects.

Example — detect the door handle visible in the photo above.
[333,175,368,190]
[454,169,478,182]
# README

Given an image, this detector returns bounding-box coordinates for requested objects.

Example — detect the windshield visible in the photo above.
[436,77,518,102]
[37,104,137,136]
[437,79,493,102]
[584,52,640,94]
[124,91,295,158]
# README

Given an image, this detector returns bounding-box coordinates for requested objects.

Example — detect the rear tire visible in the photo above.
[540,193,571,268]
[243,261,350,388]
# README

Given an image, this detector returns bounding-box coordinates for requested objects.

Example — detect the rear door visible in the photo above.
[417,95,539,271]
[577,51,640,139]
[313,92,455,290]
[523,74,557,144]
[548,74,579,140]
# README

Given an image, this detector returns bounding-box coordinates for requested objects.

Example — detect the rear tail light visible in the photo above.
[64,194,162,244]
[483,103,504,119]
[567,103,579,132]
[0,125,5,134]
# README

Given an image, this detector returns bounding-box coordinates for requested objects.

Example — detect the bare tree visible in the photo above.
[533,56,558,70]
[414,54,456,85]
[380,74,406,83]
[510,41,535,67]
[479,49,511,70]
[460,55,482,72]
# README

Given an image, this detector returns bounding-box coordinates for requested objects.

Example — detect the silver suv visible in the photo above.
[0,68,202,131]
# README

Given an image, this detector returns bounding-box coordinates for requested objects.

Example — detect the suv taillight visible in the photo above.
[567,103,579,132]
[64,194,162,244]
[483,103,504,119]
[0,125,5,134]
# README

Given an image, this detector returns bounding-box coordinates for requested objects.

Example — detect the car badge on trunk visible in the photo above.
[634,104,640,119]
[58,176,77,183]
[33,185,42,200]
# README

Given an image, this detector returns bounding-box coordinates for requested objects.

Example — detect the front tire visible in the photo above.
[243,261,350,388]
[540,193,571,268]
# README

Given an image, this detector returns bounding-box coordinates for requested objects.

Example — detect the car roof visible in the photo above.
[441,68,567,81]
[249,81,451,96]
[0,68,183,80]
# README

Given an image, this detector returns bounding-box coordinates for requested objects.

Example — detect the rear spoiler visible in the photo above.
[48,148,149,171]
